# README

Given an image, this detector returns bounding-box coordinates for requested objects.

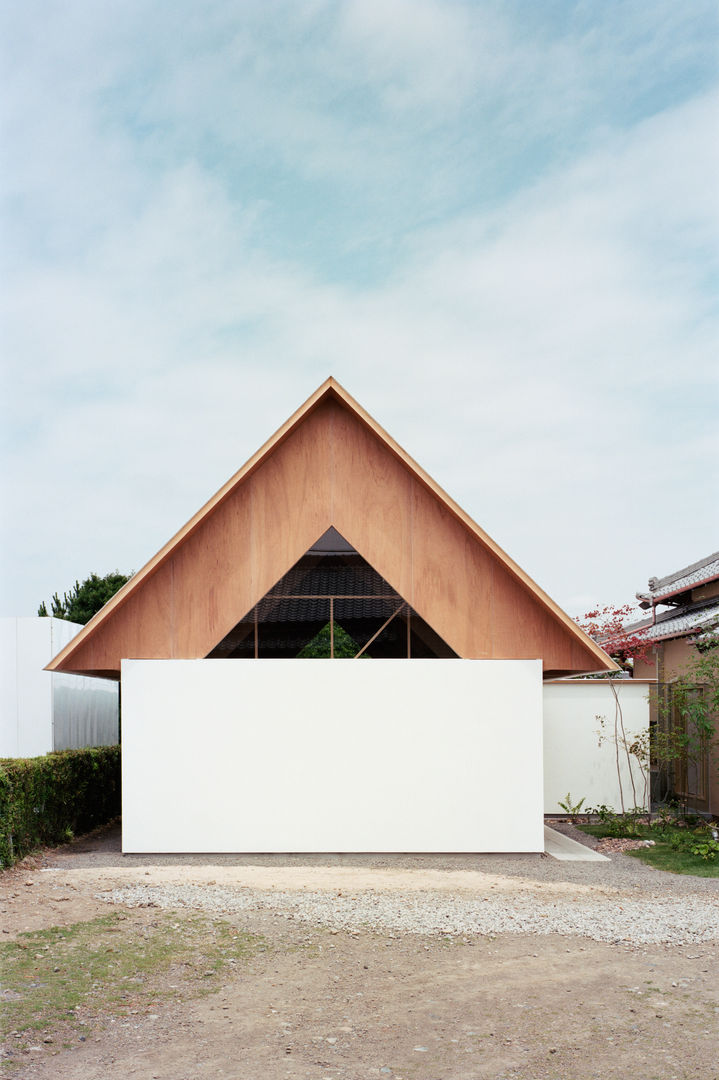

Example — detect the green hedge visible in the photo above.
[0,746,121,868]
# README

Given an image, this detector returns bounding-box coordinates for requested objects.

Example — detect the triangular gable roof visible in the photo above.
[47,377,615,678]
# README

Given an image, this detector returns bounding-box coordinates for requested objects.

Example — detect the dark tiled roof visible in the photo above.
[268,561,396,598]
[255,594,400,623]
[624,600,719,642]
[637,552,719,603]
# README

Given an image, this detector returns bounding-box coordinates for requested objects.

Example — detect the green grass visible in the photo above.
[0,911,263,1054]
[577,824,719,877]
[623,843,719,877]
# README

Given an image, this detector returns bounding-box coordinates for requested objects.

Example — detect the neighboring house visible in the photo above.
[0,617,119,758]
[631,552,719,815]
[47,377,615,853]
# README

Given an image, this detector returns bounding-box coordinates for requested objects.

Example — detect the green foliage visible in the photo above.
[686,837,719,860]
[624,842,719,877]
[587,804,648,837]
[557,793,586,822]
[297,621,367,658]
[37,571,131,624]
[663,818,719,859]
[652,802,683,835]
[0,746,121,867]
[580,809,719,874]
[654,639,719,803]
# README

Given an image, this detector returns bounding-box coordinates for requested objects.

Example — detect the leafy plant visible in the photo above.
[688,838,719,860]
[652,802,681,835]
[557,793,586,822]
[584,805,648,837]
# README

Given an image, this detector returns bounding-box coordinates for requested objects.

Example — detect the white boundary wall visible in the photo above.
[0,618,119,757]
[122,658,544,853]
[543,680,651,813]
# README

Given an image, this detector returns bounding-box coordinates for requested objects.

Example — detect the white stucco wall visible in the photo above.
[0,618,119,757]
[122,658,544,853]
[543,680,652,814]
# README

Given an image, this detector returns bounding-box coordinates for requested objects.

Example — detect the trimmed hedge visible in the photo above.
[0,746,121,868]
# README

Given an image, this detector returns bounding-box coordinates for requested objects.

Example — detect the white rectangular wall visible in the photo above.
[0,618,119,758]
[122,659,544,853]
[543,680,651,813]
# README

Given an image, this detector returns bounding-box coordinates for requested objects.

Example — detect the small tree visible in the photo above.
[297,622,367,659]
[576,603,654,671]
[576,604,655,813]
[38,571,131,625]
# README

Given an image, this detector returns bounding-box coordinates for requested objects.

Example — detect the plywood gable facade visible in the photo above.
[48,380,614,679]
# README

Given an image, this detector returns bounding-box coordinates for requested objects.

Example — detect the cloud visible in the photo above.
[336,0,483,111]
[1,2,717,618]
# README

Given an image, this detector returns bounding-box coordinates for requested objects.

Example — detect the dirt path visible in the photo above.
[2,828,718,1080]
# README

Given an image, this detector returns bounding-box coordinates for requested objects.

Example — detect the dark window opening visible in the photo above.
[207,527,458,659]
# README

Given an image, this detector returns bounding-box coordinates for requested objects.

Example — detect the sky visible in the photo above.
[1,0,718,623]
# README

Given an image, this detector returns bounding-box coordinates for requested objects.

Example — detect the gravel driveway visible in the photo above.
[44,822,719,947]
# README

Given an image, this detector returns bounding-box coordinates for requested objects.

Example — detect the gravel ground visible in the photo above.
[100,878,719,946]
[36,821,719,947]
[86,847,719,892]
[45,822,716,893]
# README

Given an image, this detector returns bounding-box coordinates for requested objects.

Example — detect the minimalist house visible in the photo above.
[48,378,615,852]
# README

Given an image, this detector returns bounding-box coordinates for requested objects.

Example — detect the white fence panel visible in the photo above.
[122,658,544,853]
[543,680,651,813]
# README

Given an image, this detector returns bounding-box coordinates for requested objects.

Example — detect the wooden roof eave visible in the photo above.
[46,376,616,676]
[45,379,340,674]
[323,383,617,674]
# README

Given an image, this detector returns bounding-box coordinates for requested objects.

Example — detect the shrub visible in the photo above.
[0,746,121,867]
[667,823,719,860]
[589,804,648,837]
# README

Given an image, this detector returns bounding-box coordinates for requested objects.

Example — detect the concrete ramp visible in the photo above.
[544,826,609,862]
